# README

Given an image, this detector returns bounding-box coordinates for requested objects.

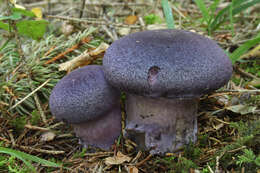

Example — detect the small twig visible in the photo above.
[33,93,47,123]
[227,146,247,153]
[7,130,15,146]
[46,15,142,29]
[234,65,260,79]
[0,136,65,154]
[215,156,220,173]
[102,25,116,41]
[84,152,113,157]
[9,79,51,110]
[24,1,150,8]
[138,16,146,31]
[45,37,91,64]
[218,89,260,93]
[131,151,142,164]
[207,164,214,173]
[58,42,109,71]
[79,0,86,18]
[24,124,50,131]
[135,154,152,167]
[19,145,65,155]
[48,122,65,129]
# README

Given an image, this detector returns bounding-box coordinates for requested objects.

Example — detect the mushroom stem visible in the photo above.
[73,106,122,150]
[124,94,198,154]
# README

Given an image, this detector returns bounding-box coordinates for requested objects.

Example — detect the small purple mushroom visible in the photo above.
[103,29,232,154]
[49,65,121,149]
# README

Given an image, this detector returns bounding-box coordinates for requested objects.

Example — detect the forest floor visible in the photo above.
[0,0,260,172]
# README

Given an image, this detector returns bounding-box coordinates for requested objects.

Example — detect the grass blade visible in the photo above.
[229,33,260,64]
[209,0,256,33]
[194,0,210,23]
[0,147,62,172]
[161,0,175,29]
[229,0,235,36]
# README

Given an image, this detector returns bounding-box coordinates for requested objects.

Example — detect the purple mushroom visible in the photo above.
[103,29,232,154]
[49,65,121,149]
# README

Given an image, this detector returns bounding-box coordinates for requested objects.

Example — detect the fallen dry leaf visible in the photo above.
[118,28,131,36]
[31,7,43,20]
[105,151,132,166]
[125,15,138,25]
[226,104,257,115]
[40,131,56,142]
[247,78,260,88]
[127,166,138,173]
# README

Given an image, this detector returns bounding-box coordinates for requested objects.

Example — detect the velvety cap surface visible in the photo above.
[49,65,120,124]
[103,29,232,98]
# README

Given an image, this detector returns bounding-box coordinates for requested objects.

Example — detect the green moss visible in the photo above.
[9,115,27,133]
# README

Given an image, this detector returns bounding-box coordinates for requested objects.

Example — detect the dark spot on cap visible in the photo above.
[148,66,160,86]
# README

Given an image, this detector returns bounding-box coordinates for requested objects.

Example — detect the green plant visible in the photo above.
[0,5,48,40]
[0,147,62,172]
[236,149,260,170]
[144,14,162,25]
[175,157,197,173]
[72,148,87,159]
[29,110,41,125]
[0,155,31,173]
[10,115,27,133]
[183,142,201,161]
[229,32,260,64]
[194,0,260,35]
[161,0,175,29]
[216,120,260,171]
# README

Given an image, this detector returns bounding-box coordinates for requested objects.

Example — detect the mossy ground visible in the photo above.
[0,0,260,172]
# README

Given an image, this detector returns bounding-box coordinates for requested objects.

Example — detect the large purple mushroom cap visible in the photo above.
[102,29,233,154]
[50,65,120,124]
[103,29,232,98]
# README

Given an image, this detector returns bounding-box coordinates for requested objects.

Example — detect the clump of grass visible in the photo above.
[194,0,260,35]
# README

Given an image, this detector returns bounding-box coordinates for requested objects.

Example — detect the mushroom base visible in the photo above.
[73,107,122,150]
[125,94,198,155]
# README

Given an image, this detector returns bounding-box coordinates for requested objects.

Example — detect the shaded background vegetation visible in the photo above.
[0,0,260,172]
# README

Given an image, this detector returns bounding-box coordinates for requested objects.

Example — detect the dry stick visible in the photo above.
[207,164,214,173]
[208,89,260,98]
[9,79,51,110]
[24,1,150,8]
[46,15,142,29]
[79,0,86,18]
[33,93,47,123]
[58,42,109,71]
[131,151,142,164]
[135,154,153,167]
[84,152,113,157]
[0,136,65,154]
[24,124,50,131]
[235,66,260,79]
[44,37,91,64]
[48,122,65,129]
[227,146,247,153]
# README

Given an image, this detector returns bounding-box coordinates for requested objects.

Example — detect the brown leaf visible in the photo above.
[105,151,132,166]
[247,79,260,88]
[40,131,56,142]
[226,104,257,115]
[125,15,138,25]
[128,166,138,173]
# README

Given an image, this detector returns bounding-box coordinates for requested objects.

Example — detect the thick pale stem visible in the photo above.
[73,106,121,150]
[125,94,198,154]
